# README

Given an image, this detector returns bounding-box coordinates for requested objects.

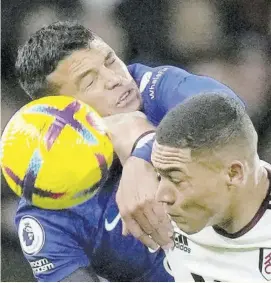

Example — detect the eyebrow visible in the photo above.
[157,167,184,176]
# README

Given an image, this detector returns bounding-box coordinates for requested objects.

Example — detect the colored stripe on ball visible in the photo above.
[4,150,66,201]
[26,101,98,150]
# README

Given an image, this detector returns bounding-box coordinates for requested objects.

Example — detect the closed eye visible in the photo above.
[171,179,182,185]
[105,57,116,66]
[86,81,93,88]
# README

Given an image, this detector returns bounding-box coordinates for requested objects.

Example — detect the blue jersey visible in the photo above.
[15,64,244,282]
[128,63,244,127]
[128,64,245,161]
[15,160,173,281]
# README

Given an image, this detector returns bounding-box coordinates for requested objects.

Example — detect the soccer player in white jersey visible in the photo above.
[149,93,271,281]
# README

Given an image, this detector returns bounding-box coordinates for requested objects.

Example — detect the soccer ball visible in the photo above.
[1,96,114,210]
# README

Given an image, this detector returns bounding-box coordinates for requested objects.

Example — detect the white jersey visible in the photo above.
[167,162,271,282]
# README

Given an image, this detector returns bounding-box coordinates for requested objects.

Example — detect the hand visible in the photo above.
[116,156,174,250]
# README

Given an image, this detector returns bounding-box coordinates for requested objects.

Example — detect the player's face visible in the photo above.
[47,37,141,116]
[151,142,231,234]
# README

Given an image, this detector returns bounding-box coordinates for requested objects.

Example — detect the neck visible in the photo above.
[218,164,270,234]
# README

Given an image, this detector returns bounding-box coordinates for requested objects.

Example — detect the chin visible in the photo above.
[181,228,199,235]
[176,222,204,235]
[133,98,142,111]
[127,98,142,112]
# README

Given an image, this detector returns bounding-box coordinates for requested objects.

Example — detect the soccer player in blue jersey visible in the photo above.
[14,21,245,281]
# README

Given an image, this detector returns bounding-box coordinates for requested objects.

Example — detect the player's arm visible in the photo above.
[129,63,245,125]
[116,64,247,249]
[103,111,155,165]
[15,203,98,282]
[104,110,173,249]
[104,112,168,249]
[104,110,172,249]
[128,63,246,165]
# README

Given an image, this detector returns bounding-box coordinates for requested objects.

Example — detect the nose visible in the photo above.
[101,67,122,90]
[155,178,176,206]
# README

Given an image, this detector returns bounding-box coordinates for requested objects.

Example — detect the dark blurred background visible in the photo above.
[1,0,271,281]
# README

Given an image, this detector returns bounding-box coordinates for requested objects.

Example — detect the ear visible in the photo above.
[226,161,245,186]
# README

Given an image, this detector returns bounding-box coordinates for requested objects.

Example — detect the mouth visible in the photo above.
[116,88,137,107]
[117,89,132,105]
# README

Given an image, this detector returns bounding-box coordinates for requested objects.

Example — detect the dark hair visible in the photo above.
[156,93,256,158]
[15,21,96,99]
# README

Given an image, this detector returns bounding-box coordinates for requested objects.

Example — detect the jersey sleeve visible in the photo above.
[128,63,246,126]
[15,201,92,282]
[129,63,246,162]
[131,132,155,163]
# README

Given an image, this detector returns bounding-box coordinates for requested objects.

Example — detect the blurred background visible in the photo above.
[1,0,271,281]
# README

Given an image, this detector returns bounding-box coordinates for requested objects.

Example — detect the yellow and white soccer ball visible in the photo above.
[0,96,114,210]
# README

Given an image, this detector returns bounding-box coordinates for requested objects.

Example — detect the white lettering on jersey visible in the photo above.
[18,216,45,255]
[173,231,191,254]
[30,258,54,275]
[148,67,168,100]
[105,213,121,231]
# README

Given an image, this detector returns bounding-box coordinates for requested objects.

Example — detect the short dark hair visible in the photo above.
[15,21,96,99]
[156,93,256,159]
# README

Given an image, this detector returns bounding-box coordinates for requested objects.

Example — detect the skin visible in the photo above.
[47,37,141,116]
[46,35,173,248]
[151,140,270,235]
[103,111,155,164]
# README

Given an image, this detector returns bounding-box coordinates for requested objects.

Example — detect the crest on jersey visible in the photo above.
[259,248,271,280]
[18,216,45,255]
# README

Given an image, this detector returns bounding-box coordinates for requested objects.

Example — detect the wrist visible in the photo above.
[131,131,155,164]
[130,130,155,154]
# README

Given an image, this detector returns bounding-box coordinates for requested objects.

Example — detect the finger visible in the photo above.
[148,229,171,247]
[133,210,155,235]
[152,204,174,233]
[122,221,129,236]
[139,234,160,251]
[116,184,131,232]
[117,190,154,236]
[124,218,159,250]
[161,241,174,251]
[142,205,172,247]
[148,217,174,247]
[143,202,159,228]
[129,205,173,247]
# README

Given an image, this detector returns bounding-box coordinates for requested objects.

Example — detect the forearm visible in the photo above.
[103,111,155,165]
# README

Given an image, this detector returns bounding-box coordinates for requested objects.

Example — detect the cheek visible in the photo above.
[181,181,213,210]
[114,60,132,80]
[175,182,193,205]
[78,91,101,107]
[59,81,78,98]
[195,183,225,214]
[83,90,116,116]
